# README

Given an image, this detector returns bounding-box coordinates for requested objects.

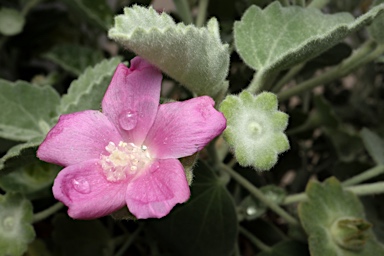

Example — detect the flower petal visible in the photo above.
[126,159,190,219]
[53,159,127,219]
[102,57,162,145]
[145,96,226,159]
[37,111,122,167]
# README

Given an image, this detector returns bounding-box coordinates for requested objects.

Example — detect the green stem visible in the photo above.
[21,0,41,16]
[247,70,277,94]
[307,0,330,8]
[32,202,64,223]
[115,224,144,256]
[283,181,384,205]
[278,0,290,6]
[271,63,305,93]
[342,165,384,187]
[196,0,210,27]
[278,40,380,101]
[173,0,193,24]
[220,164,299,226]
[239,226,272,252]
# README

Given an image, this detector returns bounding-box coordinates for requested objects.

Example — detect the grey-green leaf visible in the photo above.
[108,5,230,96]
[0,80,60,141]
[43,44,104,76]
[368,0,384,43]
[0,8,25,36]
[234,2,384,72]
[148,161,238,256]
[59,57,121,114]
[361,128,384,165]
[0,137,42,173]
[0,193,35,256]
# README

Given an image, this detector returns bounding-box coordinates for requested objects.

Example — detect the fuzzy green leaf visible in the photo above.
[368,0,384,43]
[299,177,384,256]
[234,2,384,72]
[361,128,384,165]
[0,193,35,256]
[0,138,42,174]
[0,80,60,141]
[148,161,237,256]
[59,57,121,114]
[0,161,59,197]
[220,91,289,170]
[44,44,104,76]
[0,8,25,36]
[108,5,230,96]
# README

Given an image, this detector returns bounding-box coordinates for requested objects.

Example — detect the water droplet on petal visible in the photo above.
[72,177,91,194]
[118,110,138,131]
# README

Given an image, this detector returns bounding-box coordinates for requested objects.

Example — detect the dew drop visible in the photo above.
[118,110,138,131]
[72,177,91,194]
[246,206,257,216]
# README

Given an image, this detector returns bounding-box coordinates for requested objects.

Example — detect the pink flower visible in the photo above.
[37,57,226,219]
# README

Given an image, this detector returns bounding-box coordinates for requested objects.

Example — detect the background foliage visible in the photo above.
[1,0,384,255]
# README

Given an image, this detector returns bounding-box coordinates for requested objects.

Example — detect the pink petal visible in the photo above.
[144,96,226,159]
[37,110,122,167]
[102,57,162,145]
[126,159,190,219]
[53,159,127,219]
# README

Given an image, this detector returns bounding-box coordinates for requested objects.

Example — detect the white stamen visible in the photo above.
[100,141,152,182]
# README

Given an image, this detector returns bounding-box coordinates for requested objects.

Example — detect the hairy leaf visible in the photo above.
[234,2,384,72]
[59,57,121,114]
[0,80,60,141]
[108,5,229,96]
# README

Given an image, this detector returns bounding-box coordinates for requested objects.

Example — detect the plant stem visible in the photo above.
[283,181,384,205]
[239,226,272,252]
[278,0,290,6]
[342,165,384,186]
[173,0,193,24]
[247,70,277,94]
[115,224,144,256]
[271,63,305,93]
[220,164,299,226]
[32,202,64,223]
[21,0,41,16]
[307,0,330,8]
[278,40,380,101]
[196,0,210,27]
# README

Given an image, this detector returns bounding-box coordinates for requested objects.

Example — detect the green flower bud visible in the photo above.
[220,91,289,170]
[331,217,372,251]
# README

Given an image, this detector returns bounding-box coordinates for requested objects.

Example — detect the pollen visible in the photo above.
[100,141,152,182]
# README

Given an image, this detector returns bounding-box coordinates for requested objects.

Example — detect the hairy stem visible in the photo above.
[278,40,381,101]
[196,0,210,27]
[115,224,144,256]
[220,164,299,226]
[307,0,330,8]
[283,181,384,205]
[32,202,64,223]
[239,226,272,252]
[272,63,305,93]
[342,165,384,186]
[173,0,193,24]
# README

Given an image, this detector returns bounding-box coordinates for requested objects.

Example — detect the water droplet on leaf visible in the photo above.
[119,110,138,131]
[246,206,257,216]
[72,177,91,194]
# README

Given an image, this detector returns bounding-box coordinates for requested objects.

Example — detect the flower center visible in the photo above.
[100,141,152,182]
